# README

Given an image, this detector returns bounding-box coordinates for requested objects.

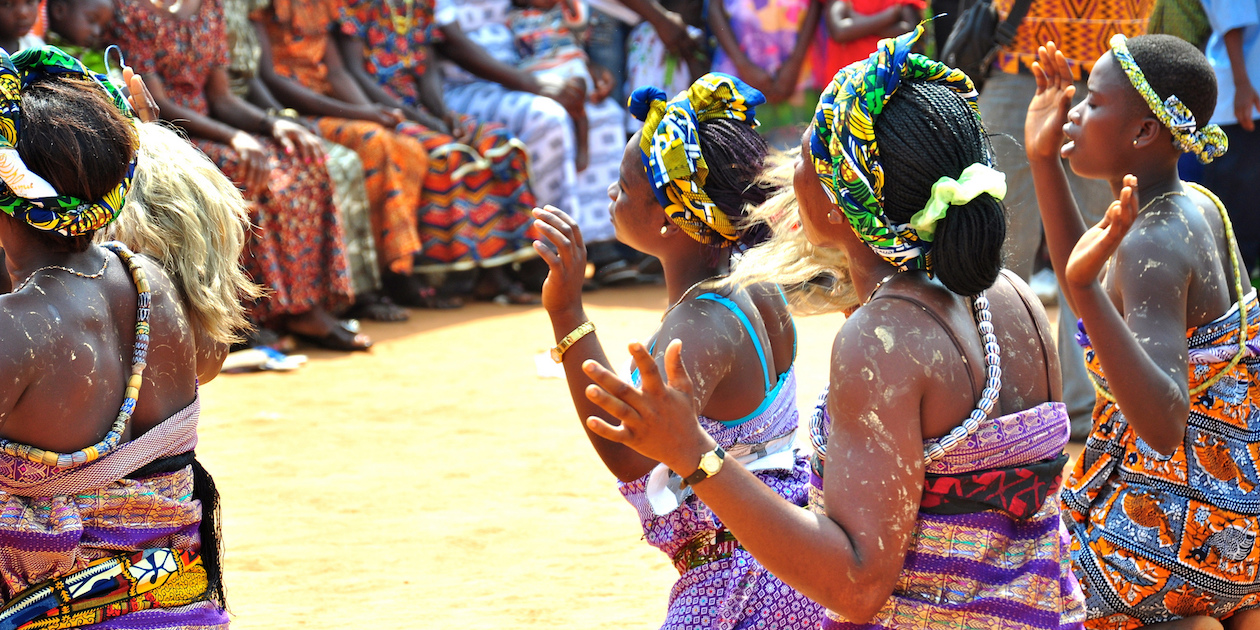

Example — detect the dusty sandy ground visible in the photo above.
[199,283,1062,629]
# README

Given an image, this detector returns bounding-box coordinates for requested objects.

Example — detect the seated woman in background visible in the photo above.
[0,47,226,628]
[337,0,543,304]
[108,0,372,351]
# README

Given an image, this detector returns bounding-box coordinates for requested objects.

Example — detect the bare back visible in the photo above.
[0,246,197,452]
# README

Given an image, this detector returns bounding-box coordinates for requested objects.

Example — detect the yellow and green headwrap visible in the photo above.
[810,24,983,272]
[0,46,137,236]
[1109,34,1227,164]
[627,73,763,247]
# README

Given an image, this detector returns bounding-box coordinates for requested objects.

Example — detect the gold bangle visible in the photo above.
[551,321,595,363]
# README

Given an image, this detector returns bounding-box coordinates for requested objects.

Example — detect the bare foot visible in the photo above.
[285,308,372,352]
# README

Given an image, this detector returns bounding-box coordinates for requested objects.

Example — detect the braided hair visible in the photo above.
[876,80,1006,296]
[696,117,774,250]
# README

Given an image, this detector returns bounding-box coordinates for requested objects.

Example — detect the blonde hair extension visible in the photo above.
[727,149,859,315]
[98,122,263,343]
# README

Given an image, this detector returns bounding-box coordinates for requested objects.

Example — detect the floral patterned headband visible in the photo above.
[627,73,763,247]
[810,24,984,273]
[0,46,137,236]
[1110,34,1227,164]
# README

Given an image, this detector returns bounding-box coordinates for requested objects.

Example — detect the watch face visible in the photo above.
[700,451,722,475]
[550,347,563,363]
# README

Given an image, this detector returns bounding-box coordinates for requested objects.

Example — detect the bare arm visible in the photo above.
[414,43,449,121]
[772,1,823,98]
[1225,28,1260,131]
[618,0,699,58]
[1065,181,1192,456]
[435,21,586,113]
[253,21,391,124]
[1025,43,1092,314]
[825,0,906,42]
[581,305,926,618]
[708,0,775,96]
[334,31,449,130]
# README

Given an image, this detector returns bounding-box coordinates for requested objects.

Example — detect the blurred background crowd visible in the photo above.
[5,0,1255,437]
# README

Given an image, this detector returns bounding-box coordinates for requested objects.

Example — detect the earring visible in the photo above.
[1132,139,1139,147]
[660,225,669,235]
[827,209,843,224]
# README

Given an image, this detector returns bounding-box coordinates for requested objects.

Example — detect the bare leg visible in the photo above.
[573,110,589,173]
[1225,609,1260,630]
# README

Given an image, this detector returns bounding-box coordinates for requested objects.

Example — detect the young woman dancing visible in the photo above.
[533,73,824,628]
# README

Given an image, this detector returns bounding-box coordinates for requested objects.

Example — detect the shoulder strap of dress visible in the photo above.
[868,293,980,401]
[695,292,774,392]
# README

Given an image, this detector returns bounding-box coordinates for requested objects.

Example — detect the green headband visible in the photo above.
[0,46,137,236]
[1109,34,1227,164]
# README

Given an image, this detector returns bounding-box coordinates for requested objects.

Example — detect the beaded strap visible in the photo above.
[1086,182,1248,402]
[923,292,1001,465]
[0,242,149,468]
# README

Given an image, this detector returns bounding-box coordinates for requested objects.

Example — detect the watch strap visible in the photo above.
[681,446,725,488]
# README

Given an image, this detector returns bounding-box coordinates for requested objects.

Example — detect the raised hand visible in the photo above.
[532,205,588,315]
[583,339,714,475]
[1066,174,1139,288]
[122,67,160,123]
[1025,41,1075,161]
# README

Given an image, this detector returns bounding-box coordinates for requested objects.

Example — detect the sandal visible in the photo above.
[294,320,373,352]
[346,294,411,322]
[383,272,464,309]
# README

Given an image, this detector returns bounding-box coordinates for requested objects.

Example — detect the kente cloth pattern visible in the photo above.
[921,453,1069,519]
[618,369,825,629]
[0,548,212,630]
[0,399,225,629]
[0,46,136,237]
[110,0,355,322]
[339,0,541,272]
[1110,34,1228,164]
[991,0,1154,80]
[508,7,588,75]
[810,24,982,273]
[809,391,1086,629]
[251,0,438,275]
[627,73,763,247]
[1062,291,1260,628]
[711,0,814,91]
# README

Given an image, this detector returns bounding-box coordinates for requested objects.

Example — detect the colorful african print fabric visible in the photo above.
[339,0,540,272]
[711,0,814,90]
[249,0,434,275]
[809,389,1086,629]
[0,548,211,630]
[0,46,136,237]
[1063,290,1260,627]
[627,73,762,247]
[1110,34,1228,164]
[110,0,355,322]
[508,7,588,76]
[811,24,982,273]
[619,365,824,628]
[991,0,1154,79]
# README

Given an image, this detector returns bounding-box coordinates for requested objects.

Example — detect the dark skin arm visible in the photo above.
[771,1,823,98]
[532,206,759,483]
[618,0,700,58]
[1024,43,1092,315]
[581,303,928,619]
[334,31,451,133]
[708,0,776,98]
[253,21,400,127]
[1064,178,1192,455]
[436,21,586,114]
[825,0,916,42]
[1225,28,1260,132]
[0,250,8,294]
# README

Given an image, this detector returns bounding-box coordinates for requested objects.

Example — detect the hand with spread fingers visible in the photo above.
[582,339,715,476]
[1025,41,1075,161]
[122,66,160,123]
[532,205,587,316]
[1066,174,1140,289]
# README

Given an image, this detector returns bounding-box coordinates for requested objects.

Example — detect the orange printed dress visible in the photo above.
[1063,270,1260,624]
[253,0,431,274]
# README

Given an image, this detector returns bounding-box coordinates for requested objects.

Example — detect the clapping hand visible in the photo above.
[582,339,714,476]
[121,66,160,123]
[1066,174,1139,289]
[532,205,587,315]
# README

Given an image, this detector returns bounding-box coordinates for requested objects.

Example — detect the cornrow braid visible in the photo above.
[696,117,775,250]
[876,80,1006,295]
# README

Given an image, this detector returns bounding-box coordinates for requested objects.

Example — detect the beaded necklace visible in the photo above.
[383,0,415,35]
[0,243,151,468]
[863,273,1002,465]
[12,255,109,293]
[1086,182,1248,402]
